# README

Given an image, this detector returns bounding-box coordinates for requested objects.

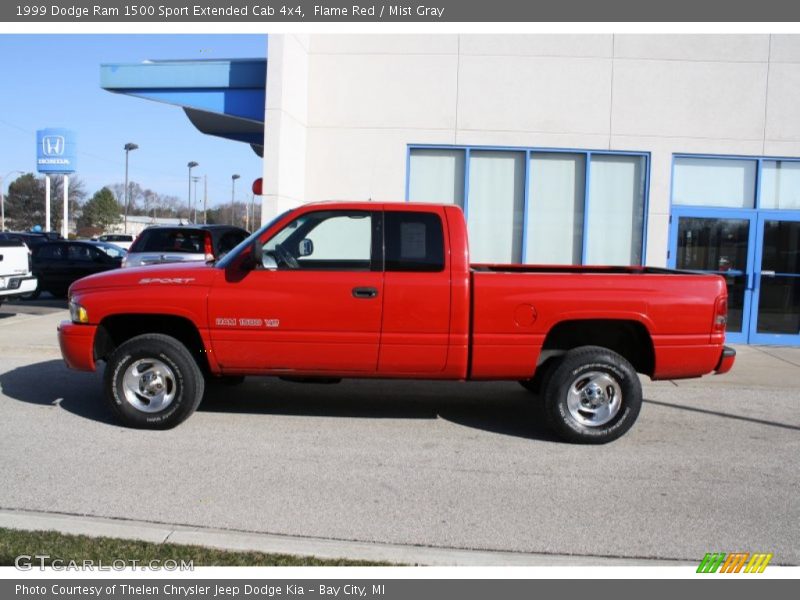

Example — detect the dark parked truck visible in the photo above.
[58,202,735,443]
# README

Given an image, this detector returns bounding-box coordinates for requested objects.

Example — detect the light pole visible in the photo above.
[123,143,138,234]
[191,176,201,223]
[231,174,240,226]
[186,161,198,223]
[203,175,208,225]
[0,170,24,232]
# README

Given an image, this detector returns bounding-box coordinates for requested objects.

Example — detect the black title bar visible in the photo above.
[3,0,800,22]
[4,579,795,600]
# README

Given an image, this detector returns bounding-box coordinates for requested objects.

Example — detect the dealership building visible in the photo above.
[102,34,800,346]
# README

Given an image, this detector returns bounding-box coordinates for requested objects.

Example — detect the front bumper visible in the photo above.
[57,321,97,371]
[714,345,736,375]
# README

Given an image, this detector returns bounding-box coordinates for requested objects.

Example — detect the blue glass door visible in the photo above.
[669,208,756,344]
[749,213,800,345]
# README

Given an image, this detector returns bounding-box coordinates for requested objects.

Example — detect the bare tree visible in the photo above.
[109,181,145,215]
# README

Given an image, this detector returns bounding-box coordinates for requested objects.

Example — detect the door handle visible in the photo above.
[352,286,378,299]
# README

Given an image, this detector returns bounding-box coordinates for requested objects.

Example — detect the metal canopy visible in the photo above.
[100,58,266,156]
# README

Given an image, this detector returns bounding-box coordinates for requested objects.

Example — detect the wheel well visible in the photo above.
[95,314,209,372]
[540,319,655,376]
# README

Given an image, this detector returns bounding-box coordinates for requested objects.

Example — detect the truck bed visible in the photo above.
[468,265,727,381]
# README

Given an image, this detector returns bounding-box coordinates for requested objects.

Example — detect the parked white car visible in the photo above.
[96,234,134,251]
[0,239,37,305]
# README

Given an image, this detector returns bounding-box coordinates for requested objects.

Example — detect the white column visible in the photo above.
[263,34,310,224]
[62,175,70,239]
[44,175,51,232]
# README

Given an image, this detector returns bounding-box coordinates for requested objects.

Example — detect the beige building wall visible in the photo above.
[264,34,800,267]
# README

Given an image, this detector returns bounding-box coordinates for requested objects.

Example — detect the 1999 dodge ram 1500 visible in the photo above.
[58,202,735,443]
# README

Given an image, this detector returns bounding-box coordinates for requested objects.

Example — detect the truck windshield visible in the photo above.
[215,210,290,269]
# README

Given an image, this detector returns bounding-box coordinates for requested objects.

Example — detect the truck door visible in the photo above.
[208,209,383,373]
[378,208,451,374]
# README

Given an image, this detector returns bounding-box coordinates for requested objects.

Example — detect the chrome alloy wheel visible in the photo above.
[121,358,177,413]
[565,371,622,427]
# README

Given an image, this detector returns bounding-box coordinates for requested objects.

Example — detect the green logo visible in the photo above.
[697,552,772,573]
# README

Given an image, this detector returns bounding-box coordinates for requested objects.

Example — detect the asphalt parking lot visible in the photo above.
[0,298,798,565]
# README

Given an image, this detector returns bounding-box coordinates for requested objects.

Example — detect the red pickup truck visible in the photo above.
[59,202,735,443]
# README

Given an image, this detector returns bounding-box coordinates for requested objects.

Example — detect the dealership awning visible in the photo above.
[100,58,266,156]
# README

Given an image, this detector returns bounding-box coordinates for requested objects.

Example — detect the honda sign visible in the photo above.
[36,128,76,174]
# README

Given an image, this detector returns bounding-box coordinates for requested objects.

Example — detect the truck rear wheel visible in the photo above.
[104,333,205,429]
[543,346,641,444]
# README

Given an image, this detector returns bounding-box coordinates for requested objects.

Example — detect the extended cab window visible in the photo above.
[263,210,374,271]
[384,212,445,272]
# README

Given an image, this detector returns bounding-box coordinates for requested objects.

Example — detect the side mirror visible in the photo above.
[299,238,314,257]
[250,239,277,270]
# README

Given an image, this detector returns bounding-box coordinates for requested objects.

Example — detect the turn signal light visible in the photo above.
[69,300,89,324]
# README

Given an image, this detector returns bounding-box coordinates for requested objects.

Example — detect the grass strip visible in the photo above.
[0,527,391,567]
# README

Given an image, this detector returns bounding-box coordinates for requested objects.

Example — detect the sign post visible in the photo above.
[44,175,51,232]
[36,128,76,236]
[62,175,69,239]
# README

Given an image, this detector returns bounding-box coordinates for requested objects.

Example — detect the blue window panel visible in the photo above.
[406,144,650,267]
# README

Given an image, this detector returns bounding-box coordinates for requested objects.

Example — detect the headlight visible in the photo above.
[69,299,89,324]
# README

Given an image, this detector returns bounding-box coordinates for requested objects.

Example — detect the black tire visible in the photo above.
[104,333,205,429]
[543,346,641,444]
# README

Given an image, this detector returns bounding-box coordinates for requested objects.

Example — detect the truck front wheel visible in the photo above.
[104,333,205,429]
[543,346,641,444]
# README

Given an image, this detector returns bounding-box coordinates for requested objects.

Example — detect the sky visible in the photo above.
[0,34,267,208]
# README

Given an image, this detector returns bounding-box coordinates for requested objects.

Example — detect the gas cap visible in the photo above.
[514,304,538,327]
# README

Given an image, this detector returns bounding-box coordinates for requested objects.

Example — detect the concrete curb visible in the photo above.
[0,508,686,566]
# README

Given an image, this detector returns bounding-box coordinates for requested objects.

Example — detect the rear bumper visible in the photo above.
[0,275,36,296]
[57,321,97,371]
[714,345,736,375]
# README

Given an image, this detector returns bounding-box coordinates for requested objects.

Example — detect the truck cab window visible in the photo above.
[384,212,445,272]
[263,210,374,271]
